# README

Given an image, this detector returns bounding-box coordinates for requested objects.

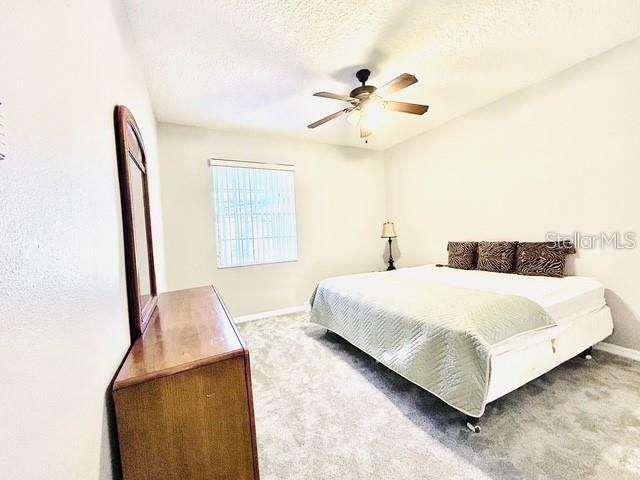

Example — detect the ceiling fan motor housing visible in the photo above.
[350,85,377,99]
[352,69,376,100]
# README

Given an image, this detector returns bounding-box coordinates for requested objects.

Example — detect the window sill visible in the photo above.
[216,259,298,269]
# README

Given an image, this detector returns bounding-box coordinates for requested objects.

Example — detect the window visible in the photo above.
[211,159,298,268]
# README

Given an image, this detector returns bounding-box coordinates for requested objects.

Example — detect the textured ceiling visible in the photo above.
[125,0,640,150]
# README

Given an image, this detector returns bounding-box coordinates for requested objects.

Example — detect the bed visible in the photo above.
[310,265,613,432]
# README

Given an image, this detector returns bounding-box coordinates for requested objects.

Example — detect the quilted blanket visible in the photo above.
[310,270,555,417]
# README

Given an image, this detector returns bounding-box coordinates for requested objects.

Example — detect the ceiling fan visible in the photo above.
[307,69,429,140]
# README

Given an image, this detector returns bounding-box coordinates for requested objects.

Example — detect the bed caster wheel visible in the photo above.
[579,347,593,360]
[466,422,481,433]
[465,416,481,433]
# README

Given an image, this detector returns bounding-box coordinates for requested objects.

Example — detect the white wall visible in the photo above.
[157,123,386,316]
[385,38,640,350]
[0,1,164,479]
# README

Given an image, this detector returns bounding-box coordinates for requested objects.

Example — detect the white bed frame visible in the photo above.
[487,306,613,403]
[325,305,613,433]
[455,306,614,432]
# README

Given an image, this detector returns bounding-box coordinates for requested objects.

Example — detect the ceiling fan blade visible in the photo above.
[384,101,429,115]
[313,92,354,102]
[307,108,352,129]
[377,73,418,96]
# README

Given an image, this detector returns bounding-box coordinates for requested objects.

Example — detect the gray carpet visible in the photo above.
[238,313,640,480]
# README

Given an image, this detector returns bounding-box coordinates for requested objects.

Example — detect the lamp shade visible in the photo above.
[381,222,397,238]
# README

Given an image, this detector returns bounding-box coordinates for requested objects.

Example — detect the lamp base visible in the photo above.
[386,237,396,271]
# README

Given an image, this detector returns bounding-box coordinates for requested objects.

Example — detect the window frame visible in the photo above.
[210,158,298,269]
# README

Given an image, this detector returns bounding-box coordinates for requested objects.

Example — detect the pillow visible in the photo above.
[447,242,478,270]
[476,241,517,273]
[515,241,576,277]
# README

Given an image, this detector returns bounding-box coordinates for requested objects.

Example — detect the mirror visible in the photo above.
[129,160,152,309]
[114,105,158,342]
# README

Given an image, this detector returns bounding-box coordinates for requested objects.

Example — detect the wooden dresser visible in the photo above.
[113,286,259,480]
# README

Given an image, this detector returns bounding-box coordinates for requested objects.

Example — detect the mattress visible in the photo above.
[398,265,605,323]
[396,265,607,356]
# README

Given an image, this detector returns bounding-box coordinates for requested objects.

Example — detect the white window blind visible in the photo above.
[211,159,298,268]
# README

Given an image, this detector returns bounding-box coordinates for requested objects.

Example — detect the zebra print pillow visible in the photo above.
[516,242,576,277]
[476,241,517,273]
[447,242,478,270]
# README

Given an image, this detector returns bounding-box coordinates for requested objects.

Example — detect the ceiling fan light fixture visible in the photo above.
[347,109,361,125]
[360,100,383,131]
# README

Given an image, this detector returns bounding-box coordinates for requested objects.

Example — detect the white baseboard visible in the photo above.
[594,342,640,362]
[234,304,309,323]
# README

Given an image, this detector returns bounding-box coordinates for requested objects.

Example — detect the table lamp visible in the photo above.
[381,222,397,271]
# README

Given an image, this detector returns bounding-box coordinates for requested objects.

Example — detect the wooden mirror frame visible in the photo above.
[114,105,158,342]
